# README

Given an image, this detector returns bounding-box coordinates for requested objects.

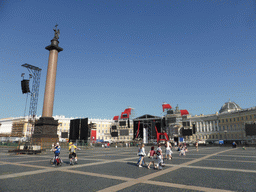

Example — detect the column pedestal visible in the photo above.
[32,117,59,148]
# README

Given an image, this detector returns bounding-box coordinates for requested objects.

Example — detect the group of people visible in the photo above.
[137,142,173,170]
[177,143,188,156]
[51,142,80,166]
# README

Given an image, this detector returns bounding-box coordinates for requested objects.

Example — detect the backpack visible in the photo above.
[70,145,75,153]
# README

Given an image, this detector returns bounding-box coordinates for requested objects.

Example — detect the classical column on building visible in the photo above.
[32,25,63,146]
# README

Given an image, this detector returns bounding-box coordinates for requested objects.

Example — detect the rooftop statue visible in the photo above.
[53,24,60,40]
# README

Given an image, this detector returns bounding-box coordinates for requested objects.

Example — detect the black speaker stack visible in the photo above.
[21,80,30,94]
[69,118,88,142]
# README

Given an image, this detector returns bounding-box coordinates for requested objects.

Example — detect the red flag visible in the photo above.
[162,104,172,112]
[180,110,189,116]
[113,116,119,121]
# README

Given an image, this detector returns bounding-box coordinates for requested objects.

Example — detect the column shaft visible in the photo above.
[42,49,59,117]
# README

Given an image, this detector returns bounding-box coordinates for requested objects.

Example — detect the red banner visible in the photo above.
[124,108,132,115]
[135,121,140,138]
[91,130,97,142]
[162,104,172,112]
[121,112,129,119]
[180,110,189,116]
[113,116,119,121]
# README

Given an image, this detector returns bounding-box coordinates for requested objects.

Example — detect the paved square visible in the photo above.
[0,146,256,191]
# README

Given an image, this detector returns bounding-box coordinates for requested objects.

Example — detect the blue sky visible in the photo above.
[1,0,256,119]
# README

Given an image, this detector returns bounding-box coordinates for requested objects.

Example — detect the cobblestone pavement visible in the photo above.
[0,146,256,192]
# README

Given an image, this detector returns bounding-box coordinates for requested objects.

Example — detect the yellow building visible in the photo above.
[189,100,256,144]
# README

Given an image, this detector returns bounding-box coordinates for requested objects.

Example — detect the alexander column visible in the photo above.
[32,25,63,146]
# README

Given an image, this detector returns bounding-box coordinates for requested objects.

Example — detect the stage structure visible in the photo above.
[132,103,191,144]
[21,64,42,118]
[110,107,134,140]
[21,64,42,138]
[133,114,162,144]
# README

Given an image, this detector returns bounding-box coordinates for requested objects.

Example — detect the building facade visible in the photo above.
[188,101,256,144]
[0,115,133,143]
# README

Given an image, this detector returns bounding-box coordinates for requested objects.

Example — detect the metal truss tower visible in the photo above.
[21,63,42,118]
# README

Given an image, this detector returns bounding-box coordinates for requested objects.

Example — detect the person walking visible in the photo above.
[147,146,156,169]
[155,145,163,170]
[165,142,173,160]
[137,144,146,167]
[195,142,198,152]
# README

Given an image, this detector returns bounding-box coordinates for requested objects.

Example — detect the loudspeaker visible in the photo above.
[122,114,128,118]
[167,110,173,114]
[69,119,79,141]
[182,128,193,136]
[192,124,196,134]
[245,123,256,136]
[112,125,117,130]
[80,118,88,140]
[21,80,30,94]
[161,117,166,128]
[69,118,88,141]
[119,121,126,126]
[61,132,68,138]
[167,117,176,124]
[120,129,129,136]
[111,132,118,137]
[180,127,184,135]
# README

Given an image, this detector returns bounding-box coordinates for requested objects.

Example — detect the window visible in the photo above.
[219,120,220,123]
[241,117,244,120]
[246,116,248,120]
[226,119,228,122]
[230,119,232,122]
[99,125,101,127]
[222,119,224,123]
[212,135,214,139]
[64,123,66,126]
[102,130,104,133]
[98,130,100,133]
[233,118,236,122]
[254,115,256,118]
[220,135,222,139]
[237,117,239,121]
[230,125,232,130]
[250,115,252,119]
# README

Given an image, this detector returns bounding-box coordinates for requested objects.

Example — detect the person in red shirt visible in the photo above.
[147,146,156,169]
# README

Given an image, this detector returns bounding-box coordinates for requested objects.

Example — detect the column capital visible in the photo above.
[45,39,63,52]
